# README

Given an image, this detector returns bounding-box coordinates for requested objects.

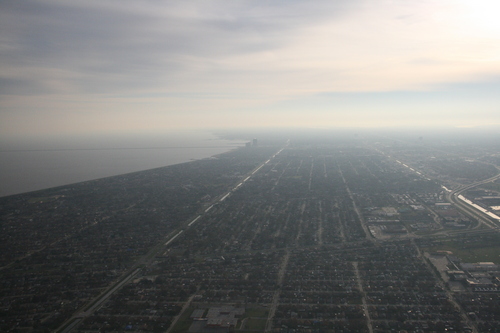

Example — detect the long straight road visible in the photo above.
[353,261,373,333]
[55,145,287,333]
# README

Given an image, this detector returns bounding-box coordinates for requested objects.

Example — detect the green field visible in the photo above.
[423,238,500,264]
[238,307,268,331]
[241,308,268,318]
[448,246,500,263]
[241,318,267,331]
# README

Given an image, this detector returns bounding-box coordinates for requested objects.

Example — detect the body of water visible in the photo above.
[0,131,246,197]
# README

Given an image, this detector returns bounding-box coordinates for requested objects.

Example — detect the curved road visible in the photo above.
[446,168,500,230]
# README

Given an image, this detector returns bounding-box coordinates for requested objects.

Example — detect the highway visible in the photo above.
[376,146,500,235]
[446,169,500,230]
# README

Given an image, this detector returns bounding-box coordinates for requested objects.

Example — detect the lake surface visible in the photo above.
[0,131,246,197]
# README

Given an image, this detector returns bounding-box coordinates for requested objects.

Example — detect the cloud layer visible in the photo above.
[1,0,500,136]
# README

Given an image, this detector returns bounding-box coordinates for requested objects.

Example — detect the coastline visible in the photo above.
[0,133,247,198]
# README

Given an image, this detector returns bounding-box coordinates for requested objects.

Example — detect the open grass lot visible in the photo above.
[239,307,268,331]
[423,238,500,264]
[241,318,267,331]
[241,308,268,319]
[450,246,500,264]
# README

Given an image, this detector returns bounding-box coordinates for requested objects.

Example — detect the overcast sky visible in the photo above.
[1,0,500,138]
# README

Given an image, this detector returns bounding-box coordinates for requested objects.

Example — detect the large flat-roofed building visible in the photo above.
[189,306,244,333]
[461,262,499,272]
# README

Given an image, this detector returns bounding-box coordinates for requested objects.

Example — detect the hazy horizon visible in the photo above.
[1,127,498,198]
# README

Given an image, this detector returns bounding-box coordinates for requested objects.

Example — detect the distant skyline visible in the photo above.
[1,0,500,138]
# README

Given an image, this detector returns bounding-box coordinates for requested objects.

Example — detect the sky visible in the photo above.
[1,0,500,139]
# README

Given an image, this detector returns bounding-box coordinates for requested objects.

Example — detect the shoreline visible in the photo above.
[0,138,247,199]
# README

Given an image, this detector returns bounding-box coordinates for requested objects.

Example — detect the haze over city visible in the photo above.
[1,0,500,140]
